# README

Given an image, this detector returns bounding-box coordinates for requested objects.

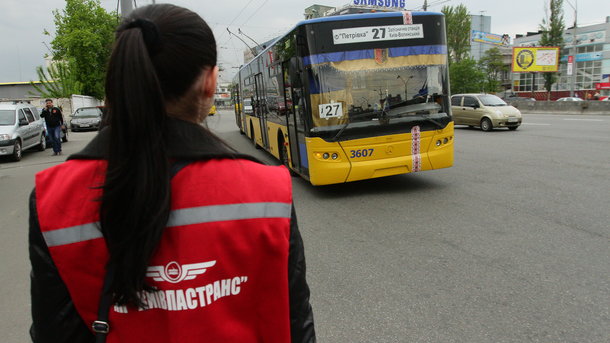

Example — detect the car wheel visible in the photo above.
[480,118,493,132]
[508,126,519,131]
[12,140,22,162]
[37,134,46,151]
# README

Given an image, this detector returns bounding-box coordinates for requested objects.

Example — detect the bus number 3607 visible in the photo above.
[350,149,374,158]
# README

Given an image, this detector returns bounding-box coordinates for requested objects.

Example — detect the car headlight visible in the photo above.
[0,134,10,141]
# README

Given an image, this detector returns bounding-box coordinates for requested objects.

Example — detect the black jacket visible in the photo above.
[29,118,315,343]
[40,106,64,128]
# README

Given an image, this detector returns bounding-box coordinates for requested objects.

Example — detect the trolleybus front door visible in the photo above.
[283,60,305,174]
[254,73,269,149]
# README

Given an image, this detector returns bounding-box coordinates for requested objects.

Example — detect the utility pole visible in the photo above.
[566,0,578,97]
[423,0,428,11]
[120,0,134,18]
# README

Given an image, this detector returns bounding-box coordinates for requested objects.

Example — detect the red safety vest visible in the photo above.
[35,158,293,342]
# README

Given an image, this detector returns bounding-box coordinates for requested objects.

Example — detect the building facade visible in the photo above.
[470,14,493,61]
[512,17,610,100]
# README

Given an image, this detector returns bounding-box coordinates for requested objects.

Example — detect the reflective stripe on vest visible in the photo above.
[42,202,292,248]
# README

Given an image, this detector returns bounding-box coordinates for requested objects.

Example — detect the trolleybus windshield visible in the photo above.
[302,13,451,140]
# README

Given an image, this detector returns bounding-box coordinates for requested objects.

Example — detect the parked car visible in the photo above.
[0,102,47,161]
[556,97,583,101]
[451,94,522,131]
[71,106,103,131]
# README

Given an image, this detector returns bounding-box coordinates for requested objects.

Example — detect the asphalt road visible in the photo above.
[1,111,609,342]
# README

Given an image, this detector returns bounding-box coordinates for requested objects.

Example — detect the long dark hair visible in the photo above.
[101,4,217,306]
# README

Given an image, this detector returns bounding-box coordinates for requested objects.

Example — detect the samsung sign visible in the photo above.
[353,0,407,8]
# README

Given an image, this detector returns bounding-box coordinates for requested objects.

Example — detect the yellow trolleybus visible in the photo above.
[232,11,453,185]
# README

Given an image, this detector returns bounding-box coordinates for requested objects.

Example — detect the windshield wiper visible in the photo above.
[420,115,445,129]
[332,107,388,141]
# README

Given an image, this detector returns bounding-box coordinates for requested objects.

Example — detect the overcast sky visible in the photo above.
[0,0,607,83]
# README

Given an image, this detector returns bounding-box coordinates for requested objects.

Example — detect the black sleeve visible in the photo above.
[56,107,64,125]
[29,189,95,343]
[288,205,316,343]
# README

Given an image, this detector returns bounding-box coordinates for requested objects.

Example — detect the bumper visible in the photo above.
[492,118,522,127]
[307,123,455,185]
[71,123,100,131]
[0,139,16,155]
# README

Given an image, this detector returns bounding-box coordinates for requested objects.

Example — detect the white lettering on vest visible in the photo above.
[186,288,198,309]
[231,277,241,294]
[196,286,206,307]
[213,281,221,301]
[113,276,250,314]
[175,289,188,310]
[221,279,231,297]
[166,290,176,311]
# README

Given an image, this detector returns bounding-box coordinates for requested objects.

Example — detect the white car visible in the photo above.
[0,102,47,161]
[556,97,583,101]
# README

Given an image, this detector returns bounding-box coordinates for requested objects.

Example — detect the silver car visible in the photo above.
[0,102,47,161]
[70,107,103,132]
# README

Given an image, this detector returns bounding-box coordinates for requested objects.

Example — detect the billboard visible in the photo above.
[512,47,560,73]
[352,0,406,8]
[471,30,510,46]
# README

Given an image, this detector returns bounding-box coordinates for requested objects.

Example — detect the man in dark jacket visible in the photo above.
[40,99,64,155]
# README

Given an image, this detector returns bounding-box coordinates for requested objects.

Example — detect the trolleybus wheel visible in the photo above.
[280,142,297,176]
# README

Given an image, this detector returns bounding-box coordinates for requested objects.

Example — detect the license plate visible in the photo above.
[508,118,518,123]
[81,124,90,127]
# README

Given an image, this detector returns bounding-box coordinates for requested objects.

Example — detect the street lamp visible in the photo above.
[397,75,413,99]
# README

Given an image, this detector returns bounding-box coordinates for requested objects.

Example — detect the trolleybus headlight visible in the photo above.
[436,140,442,147]
[323,153,330,159]
[331,153,338,160]
[443,137,449,144]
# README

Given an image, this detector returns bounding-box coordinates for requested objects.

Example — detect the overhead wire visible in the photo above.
[216,0,258,41]
[239,0,269,28]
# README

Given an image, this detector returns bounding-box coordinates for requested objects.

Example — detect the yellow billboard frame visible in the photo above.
[512,47,560,72]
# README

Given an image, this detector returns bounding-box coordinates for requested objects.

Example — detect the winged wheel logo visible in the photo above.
[146,260,216,284]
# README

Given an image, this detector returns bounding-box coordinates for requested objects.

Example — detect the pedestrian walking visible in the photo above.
[29,4,315,343]
[40,99,64,155]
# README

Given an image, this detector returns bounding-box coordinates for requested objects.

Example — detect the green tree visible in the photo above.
[442,4,472,63]
[478,47,508,93]
[450,58,486,94]
[539,0,565,99]
[30,61,83,98]
[47,0,116,99]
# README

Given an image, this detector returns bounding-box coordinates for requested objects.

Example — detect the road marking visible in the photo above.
[523,123,551,126]
[563,119,604,122]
